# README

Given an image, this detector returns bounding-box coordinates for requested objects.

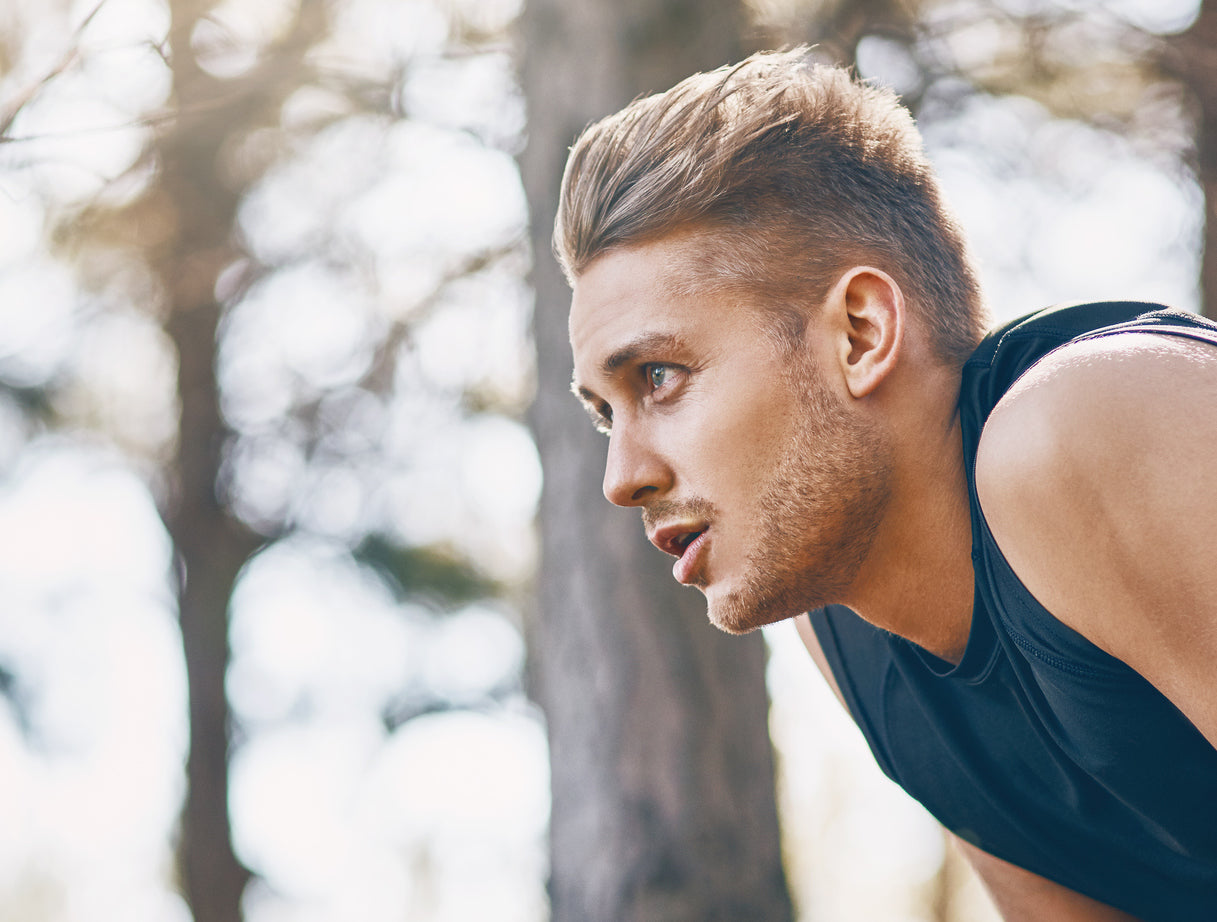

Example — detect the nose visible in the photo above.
[602,422,671,507]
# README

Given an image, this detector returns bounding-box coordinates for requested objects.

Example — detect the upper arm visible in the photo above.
[952,835,1143,921]
[975,332,1217,748]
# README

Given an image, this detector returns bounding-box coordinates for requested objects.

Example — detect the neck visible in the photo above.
[846,407,975,664]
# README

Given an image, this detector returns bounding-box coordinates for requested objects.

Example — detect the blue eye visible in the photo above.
[648,365,669,389]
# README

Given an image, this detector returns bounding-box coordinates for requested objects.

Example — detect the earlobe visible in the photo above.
[831,267,904,398]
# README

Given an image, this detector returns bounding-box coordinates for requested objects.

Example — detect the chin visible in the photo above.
[707,610,761,635]
[705,586,800,635]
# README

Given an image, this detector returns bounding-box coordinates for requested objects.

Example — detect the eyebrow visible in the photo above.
[601,331,685,374]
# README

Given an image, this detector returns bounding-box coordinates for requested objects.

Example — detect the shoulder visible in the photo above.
[978,330,1217,486]
[975,330,1217,742]
[976,330,1217,526]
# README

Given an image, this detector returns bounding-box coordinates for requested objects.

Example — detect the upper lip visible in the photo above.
[647,522,707,558]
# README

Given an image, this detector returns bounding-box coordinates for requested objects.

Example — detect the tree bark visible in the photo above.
[1166,0,1217,319]
[518,2,794,920]
[158,11,255,919]
[154,3,326,917]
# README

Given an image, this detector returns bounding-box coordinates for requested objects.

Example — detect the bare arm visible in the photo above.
[951,836,1144,921]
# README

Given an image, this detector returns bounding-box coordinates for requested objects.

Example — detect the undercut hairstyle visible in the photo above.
[555,47,990,366]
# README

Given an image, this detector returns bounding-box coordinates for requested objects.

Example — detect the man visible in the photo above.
[558,48,1217,921]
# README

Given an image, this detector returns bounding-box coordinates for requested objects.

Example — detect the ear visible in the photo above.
[824,267,904,398]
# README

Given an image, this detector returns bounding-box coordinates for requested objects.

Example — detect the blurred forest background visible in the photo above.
[0,0,1208,920]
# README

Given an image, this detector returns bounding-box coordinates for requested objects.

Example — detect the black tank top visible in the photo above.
[810,302,1217,921]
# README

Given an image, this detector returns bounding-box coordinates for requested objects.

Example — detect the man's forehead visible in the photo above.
[569,233,738,332]
[568,245,661,361]
[570,230,731,312]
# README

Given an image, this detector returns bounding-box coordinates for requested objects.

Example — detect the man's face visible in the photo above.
[569,236,892,632]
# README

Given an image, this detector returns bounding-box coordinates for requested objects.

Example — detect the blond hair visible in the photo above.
[555,48,988,365]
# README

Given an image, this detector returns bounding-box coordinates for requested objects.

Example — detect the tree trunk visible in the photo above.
[151,5,334,916]
[158,14,255,920]
[518,2,794,920]
[165,297,255,922]
[1166,0,1217,320]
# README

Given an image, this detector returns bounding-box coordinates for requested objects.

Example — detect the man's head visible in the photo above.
[569,239,899,633]
[556,47,988,366]
[564,50,985,632]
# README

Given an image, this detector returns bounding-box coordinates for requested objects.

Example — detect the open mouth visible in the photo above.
[675,530,704,555]
[648,522,710,559]
[671,529,709,585]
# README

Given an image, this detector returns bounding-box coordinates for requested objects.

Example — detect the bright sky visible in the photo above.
[0,0,1203,920]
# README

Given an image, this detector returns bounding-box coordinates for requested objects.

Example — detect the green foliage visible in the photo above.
[353,532,498,609]
[0,381,55,423]
[0,660,28,737]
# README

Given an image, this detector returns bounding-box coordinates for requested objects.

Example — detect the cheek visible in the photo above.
[694,396,794,486]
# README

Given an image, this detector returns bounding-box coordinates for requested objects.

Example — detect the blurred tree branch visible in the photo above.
[0,0,107,140]
[0,0,531,918]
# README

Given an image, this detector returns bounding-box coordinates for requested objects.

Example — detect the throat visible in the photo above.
[853,570,974,665]
[914,602,973,665]
[849,471,976,663]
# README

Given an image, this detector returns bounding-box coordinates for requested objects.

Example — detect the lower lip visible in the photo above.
[672,531,708,585]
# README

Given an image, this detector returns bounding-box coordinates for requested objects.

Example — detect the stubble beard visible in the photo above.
[709,357,894,634]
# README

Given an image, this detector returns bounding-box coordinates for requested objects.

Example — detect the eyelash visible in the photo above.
[595,406,612,434]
